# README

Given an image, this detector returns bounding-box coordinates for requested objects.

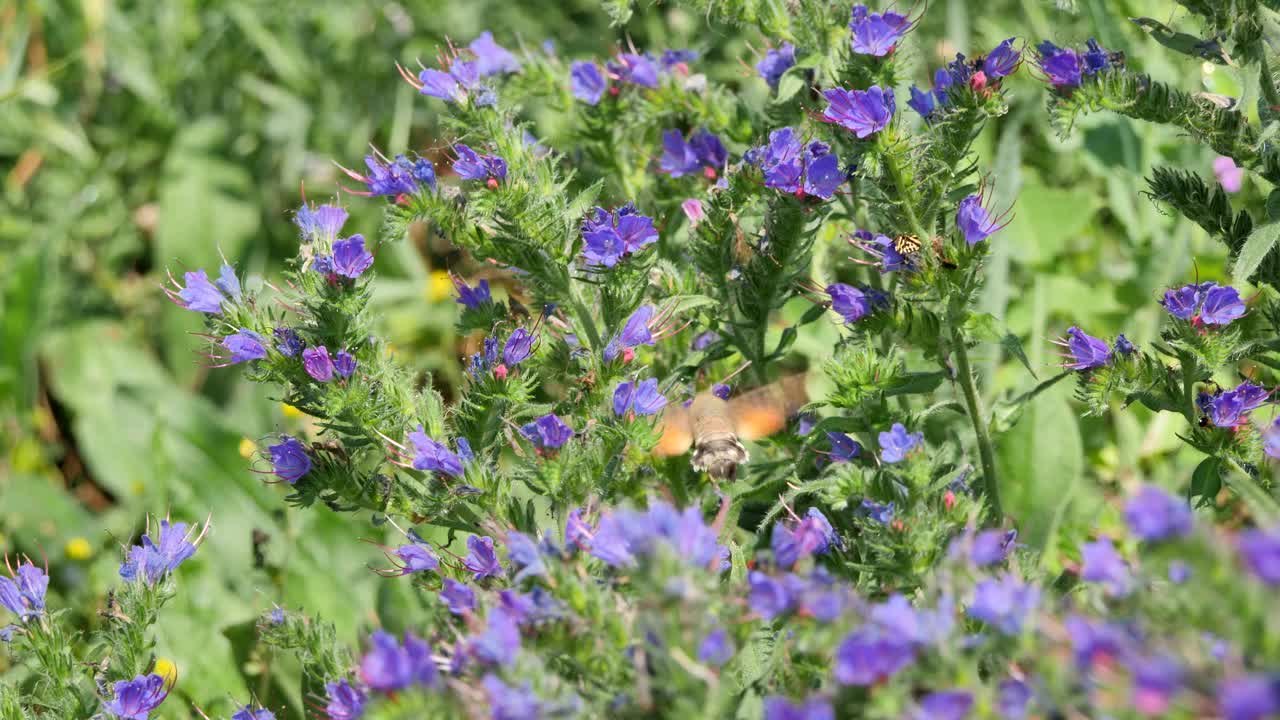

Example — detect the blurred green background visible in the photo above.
[0,0,1254,715]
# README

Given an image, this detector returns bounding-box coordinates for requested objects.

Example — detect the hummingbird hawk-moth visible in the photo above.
[654,374,810,480]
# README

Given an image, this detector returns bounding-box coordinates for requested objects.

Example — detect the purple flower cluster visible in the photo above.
[659,128,728,178]
[771,508,839,568]
[453,144,508,185]
[1035,38,1113,90]
[908,40,1021,121]
[835,594,952,685]
[581,204,659,267]
[749,568,849,621]
[0,562,47,623]
[745,128,845,199]
[879,423,923,463]
[603,304,657,362]
[848,5,911,56]
[119,519,202,586]
[359,630,438,691]
[416,33,516,106]
[342,154,436,197]
[103,674,169,720]
[453,275,493,310]
[613,378,667,417]
[1161,281,1246,326]
[570,500,729,571]
[1198,381,1270,428]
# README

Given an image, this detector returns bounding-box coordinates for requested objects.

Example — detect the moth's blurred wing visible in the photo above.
[654,403,693,456]
[728,373,810,441]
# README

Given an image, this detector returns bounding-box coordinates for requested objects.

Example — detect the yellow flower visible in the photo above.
[281,403,304,419]
[238,438,258,458]
[64,537,93,561]
[153,657,178,688]
[426,269,453,302]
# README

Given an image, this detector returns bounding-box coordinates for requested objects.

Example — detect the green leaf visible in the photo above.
[773,72,806,105]
[1130,17,1235,65]
[1232,220,1280,285]
[1189,457,1223,507]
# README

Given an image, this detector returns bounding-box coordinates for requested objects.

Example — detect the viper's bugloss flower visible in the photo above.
[1131,656,1184,715]
[570,61,607,104]
[521,413,574,452]
[908,85,937,118]
[355,154,422,196]
[472,606,521,666]
[757,42,796,88]
[1124,485,1193,541]
[603,304,657,361]
[984,38,1022,77]
[614,378,668,416]
[408,426,465,477]
[660,129,701,177]
[418,68,463,102]
[1215,156,1244,193]
[324,679,366,720]
[915,691,973,720]
[1265,419,1280,460]
[302,346,335,382]
[440,578,477,614]
[772,508,839,568]
[1161,281,1246,325]
[1114,333,1136,356]
[1036,41,1082,88]
[0,562,46,622]
[956,194,1002,245]
[273,327,303,357]
[998,680,1032,719]
[590,501,729,571]
[848,5,910,56]
[660,48,698,70]
[854,232,914,272]
[453,144,508,183]
[503,327,536,366]
[826,431,861,462]
[970,529,1017,566]
[484,674,542,719]
[268,435,311,484]
[565,508,593,551]
[879,423,922,463]
[1056,327,1111,370]
[1080,536,1132,596]
[223,329,267,364]
[453,276,492,309]
[469,31,519,76]
[166,269,225,314]
[581,204,659,267]
[826,283,877,324]
[505,531,546,583]
[609,53,659,88]
[747,128,845,198]
[834,625,916,685]
[1238,527,1280,585]
[332,235,374,278]
[748,571,795,619]
[120,519,201,585]
[394,542,439,574]
[764,695,835,720]
[860,499,895,525]
[463,535,503,580]
[1082,38,1111,75]
[333,350,357,378]
[295,203,349,243]
[697,628,735,666]
[360,630,437,691]
[1066,615,1134,670]
[822,86,895,138]
[1218,675,1280,720]
[1203,382,1270,427]
[103,674,169,720]
[967,574,1040,634]
[231,706,275,720]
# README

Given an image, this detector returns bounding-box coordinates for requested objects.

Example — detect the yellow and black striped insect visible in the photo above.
[892,233,922,257]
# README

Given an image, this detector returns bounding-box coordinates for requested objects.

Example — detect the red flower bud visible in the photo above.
[494,364,509,381]
[944,490,956,511]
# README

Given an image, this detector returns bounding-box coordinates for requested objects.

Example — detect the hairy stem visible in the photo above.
[949,319,1002,523]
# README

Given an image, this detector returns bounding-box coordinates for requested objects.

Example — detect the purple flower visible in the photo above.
[223,329,267,364]
[822,86,895,138]
[231,707,275,720]
[826,283,874,324]
[916,691,973,720]
[1080,536,1132,596]
[803,152,845,199]
[582,205,659,267]
[302,346,335,382]
[167,269,225,314]
[764,696,835,720]
[1058,327,1111,370]
[506,531,547,582]
[1266,419,1280,459]
[1124,485,1193,541]
[440,579,477,614]
[860,499,895,525]
[418,68,462,101]
[453,276,492,310]
[690,130,728,169]
[1036,41,1082,88]
[1219,675,1280,720]
[571,61,606,104]
[1114,333,1137,356]
[956,194,1000,245]
[1205,382,1271,427]
[757,43,796,88]
[1168,560,1191,584]
[748,571,795,619]
[826,431,861,462]
[469,31,519,76]
[267,435,311,484]
[484,674,541,720]
[564,508,593,551]
[998,680,1032,719]
[879,423,922,463]
[324,679,365,720]
[356,154,420,196]
[332,235,374,278]
[1216,156,1245,193]
[1239,526,1280,585]
[609,53,659,88]
[472,607,521,667]
[394,543,439,574]
[908,85,936,118]
[711,383,732,400]
[103,674,169,720]
[698,627,735,666]
[848,5,910,56]
[614,378,668,416]
[1133,656,1183,715]
[359,630,437,691]
[520,413,574,451]
[1161,283,1202,320]
[660,129,701,177]
[453,144,507,183]
[603,304,657,361]
[1066,615,1133,670]
[503,327,536,366]
[660,48,698,70]
[861,233,914,272]
[967,574,1039,634]
[1082,38,1110,74]
[462,535,502,580]
[834,625,916,685]
[334,350,357,378]
[984,38,1022,77]
[119,520,199,585]
[273,327,303,357]
[970,528,1017,566]
[1201,284,1247,324]
[295,203,349,243]
[408,426,465,477]
[0,563,46,622]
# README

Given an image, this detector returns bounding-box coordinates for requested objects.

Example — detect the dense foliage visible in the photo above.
[4,0,1280,718]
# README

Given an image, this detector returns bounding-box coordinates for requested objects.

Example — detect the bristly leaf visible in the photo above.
[1234,221,1280,286]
